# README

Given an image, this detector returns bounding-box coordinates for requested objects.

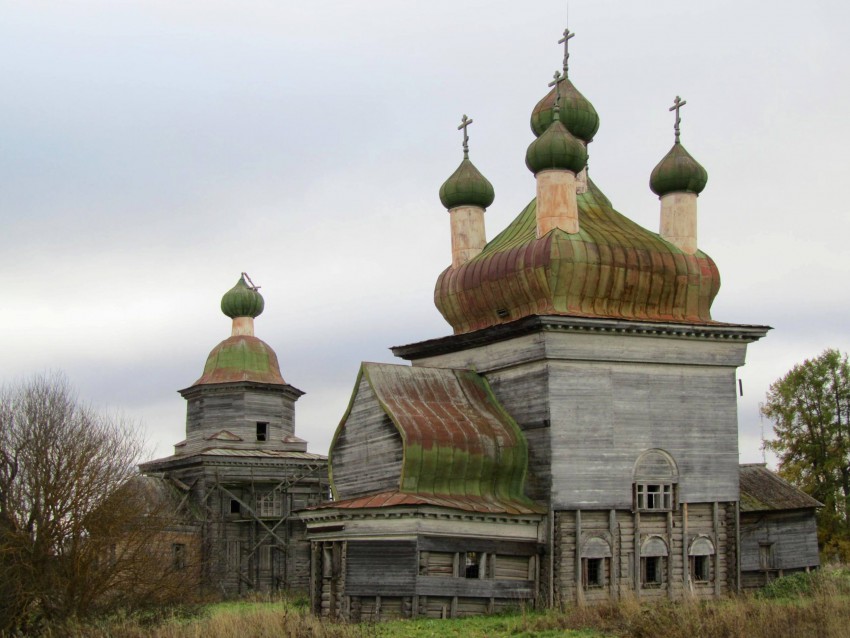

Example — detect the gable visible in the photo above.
[328,363,534,512]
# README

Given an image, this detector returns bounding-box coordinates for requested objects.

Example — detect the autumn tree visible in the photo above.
[0,373,196,633]
[762,349,850,560]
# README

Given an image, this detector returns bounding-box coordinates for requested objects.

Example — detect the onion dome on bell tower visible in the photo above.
[649,96,707,254]
[439,115,495,210]
[440,115,494,268]
[650,96,708,197]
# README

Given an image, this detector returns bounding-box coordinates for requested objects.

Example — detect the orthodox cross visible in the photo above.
[669,95,687,143]
[458,114,473,159]
[548,70,563,113]
[559,28,575,78]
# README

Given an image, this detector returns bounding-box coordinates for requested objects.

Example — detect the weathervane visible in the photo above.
[458,114,473,159]
[548,70,563,115]
[559,27,575,78]
[669,95,687,144]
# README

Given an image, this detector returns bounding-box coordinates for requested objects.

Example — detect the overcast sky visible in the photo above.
[2,1,849,467]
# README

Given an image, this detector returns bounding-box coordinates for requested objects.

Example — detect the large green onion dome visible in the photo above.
[221,274,265,319]
[530,77,599,142]
[439,157,495,209]
[649,142,708,196]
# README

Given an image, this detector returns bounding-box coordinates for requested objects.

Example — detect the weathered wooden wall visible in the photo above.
[331,376,404,499]
[183,384,300,454]
[740,508,819,584]
[554,504,733,603]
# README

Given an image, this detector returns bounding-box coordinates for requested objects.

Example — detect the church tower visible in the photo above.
[141,274,328,596]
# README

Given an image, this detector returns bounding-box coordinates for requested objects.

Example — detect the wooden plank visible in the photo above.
[416,576,535,597]
[418,537,539,556]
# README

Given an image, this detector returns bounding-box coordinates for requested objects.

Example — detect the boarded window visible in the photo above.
[346,541,417,596]
[494,555,530,580]
[759,543,775,569]
[420,551,454,576]
[172,543,186,571]
[226,541,241,570]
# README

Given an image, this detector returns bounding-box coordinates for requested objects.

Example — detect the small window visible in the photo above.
[256,422,269,442]
[759,543,775,570]
[636,483,673,511]
[230,498,240,514]
[464,552,481,579]
[691,555,710,582]
[172,543,186,571]
[583,557,605,589]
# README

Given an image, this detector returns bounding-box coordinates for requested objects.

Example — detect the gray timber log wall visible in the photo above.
[331,376,404,499]
[740,509,820,576]
[182,384,300,454]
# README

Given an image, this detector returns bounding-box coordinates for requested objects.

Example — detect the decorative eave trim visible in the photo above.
[178,380,305,400]
[299,504,544,526]
[392,314,771,361]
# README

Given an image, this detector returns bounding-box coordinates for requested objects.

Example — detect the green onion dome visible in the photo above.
[439,157,495,210]
[649,142,708,196]
[530,78,599,142]
[525,118,588,175]
[220,275,265,319]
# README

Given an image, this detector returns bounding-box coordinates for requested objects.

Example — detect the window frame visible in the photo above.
[635,482,674,512]
[257,490,282,518]
[256,421,269,442]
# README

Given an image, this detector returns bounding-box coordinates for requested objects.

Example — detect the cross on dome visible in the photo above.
[669,95,687,144]
[559,27,575,78]
[458,114,474,159]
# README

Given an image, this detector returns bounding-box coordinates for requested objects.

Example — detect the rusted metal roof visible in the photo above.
[312,489,543,515]
[192,335,287,386]
[739,464,822,512]
[434,179,722,335]
[329,363,535,512]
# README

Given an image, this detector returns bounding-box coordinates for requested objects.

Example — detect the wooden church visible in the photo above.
[300,28,820,618]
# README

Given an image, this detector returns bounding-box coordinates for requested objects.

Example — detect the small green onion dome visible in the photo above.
[649,143,708,196]
[525,118,588,175]
[439,158,495,210]
[220,275,265,319]
[530,78,599,142]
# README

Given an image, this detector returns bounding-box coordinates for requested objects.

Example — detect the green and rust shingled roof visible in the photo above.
[327,363,540,515]
[192,335,286,386]
[434,178,721,334]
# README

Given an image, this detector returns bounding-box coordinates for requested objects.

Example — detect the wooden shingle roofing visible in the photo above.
[739,464,822,513]
[328,363,539,514]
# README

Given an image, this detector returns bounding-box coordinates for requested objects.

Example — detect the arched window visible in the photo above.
[688,536,715,583]
[581,537,612,590]
[633,450,678,512]
[640,536,669,588]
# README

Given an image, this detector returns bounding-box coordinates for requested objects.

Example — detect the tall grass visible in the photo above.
[31,567,850,638]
